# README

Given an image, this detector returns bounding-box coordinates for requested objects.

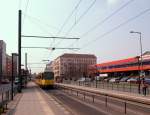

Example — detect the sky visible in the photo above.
[0,0,150,73]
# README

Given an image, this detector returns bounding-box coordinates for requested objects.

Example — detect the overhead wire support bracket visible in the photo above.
[28,63,48,64]
[21,35,80,40]
[21,46,80,50]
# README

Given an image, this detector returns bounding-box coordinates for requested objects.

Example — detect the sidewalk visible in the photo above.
[11,82,55,115]
[6,82,71,115]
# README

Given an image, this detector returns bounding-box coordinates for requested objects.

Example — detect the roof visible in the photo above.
[97,51,150,67]
[143,51,150,55]
[60,53,96,58]
[97,57,136,67]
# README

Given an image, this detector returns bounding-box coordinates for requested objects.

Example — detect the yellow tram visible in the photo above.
[35,72,54,88]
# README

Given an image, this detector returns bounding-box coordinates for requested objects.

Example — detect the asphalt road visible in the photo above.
[46,89,150,115]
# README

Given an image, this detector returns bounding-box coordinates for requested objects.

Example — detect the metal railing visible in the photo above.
[63,80,150,95]
[55,83,150,114]
[0,84,18,114]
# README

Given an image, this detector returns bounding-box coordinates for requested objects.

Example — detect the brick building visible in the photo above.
[6,54,12,80]
[12,53,18,77]
[0,40,6,82]
[45,61,53,72]
[6,53,18,80]
[53,53,96,81]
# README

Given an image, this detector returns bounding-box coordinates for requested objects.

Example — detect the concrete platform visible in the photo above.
[56,83,150,105]
[5,82,71,115]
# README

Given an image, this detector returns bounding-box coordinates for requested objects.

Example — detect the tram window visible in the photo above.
[43,72,54,80]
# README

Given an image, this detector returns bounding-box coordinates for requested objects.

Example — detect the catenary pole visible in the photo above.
[18,10,22,93]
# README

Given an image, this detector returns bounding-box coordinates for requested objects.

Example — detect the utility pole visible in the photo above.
[136,56,141,94]
[11,54,14,100]
[25,53,27,70]
[25,53,28,86]
[18,9,80,89]
[130,31,143,94]
[18,10,22,93]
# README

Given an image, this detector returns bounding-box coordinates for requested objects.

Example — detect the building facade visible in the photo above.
[92,51,150,77]
[12,53,18,77]
[53,53,97,81]
[6,54,12,80]
[44,61,53,72]
[0,40,6,82]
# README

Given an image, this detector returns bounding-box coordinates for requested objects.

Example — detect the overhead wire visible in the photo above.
[80,0,135,38]
[28,66,44,68]
[54,0,97,49]
[18,0,22,10]
[52,0,83,49]
[80,8,150,50]
[23,13,55,49]
[22,0,30,27]
[22,15,54,36]
[22,16,55,65]
[56,0,83,35]
[24,14,60,32]
[65,0,97,36]
[22,0,80,49]
[48,0,83,56]
[67,0,134,48]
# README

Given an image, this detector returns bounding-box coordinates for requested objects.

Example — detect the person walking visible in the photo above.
[142,78,148,96]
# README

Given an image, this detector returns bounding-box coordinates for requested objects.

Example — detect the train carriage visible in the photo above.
[35,72,54,89]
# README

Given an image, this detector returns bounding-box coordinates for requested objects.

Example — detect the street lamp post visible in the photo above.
[130,31,143,94]
[135,56,141,94]
[95,65,98,88]
[11,54,14,100]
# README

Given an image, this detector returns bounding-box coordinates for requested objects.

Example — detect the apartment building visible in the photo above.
[53,53,96,81]
[0,40,6,81]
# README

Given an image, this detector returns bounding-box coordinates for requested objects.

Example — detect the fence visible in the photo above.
[63,80,150,95]
[0,84,18,114]
[55,83,150,114]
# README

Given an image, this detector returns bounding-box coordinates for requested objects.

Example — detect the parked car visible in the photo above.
[109,78,117,83]
[103,77,111,82]
[77,77,91,82]
[96,76,108,81]
[1,79,10,84]
[120,77,129,82]
[95,76,101,81]
[115,77,123,83]
[78,77,91,86]
[127,78,138,84]
[109,78,120,83]
[144,78,150,85]
[14,77,19,84]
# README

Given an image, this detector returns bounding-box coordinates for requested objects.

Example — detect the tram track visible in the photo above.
[44,89,150,115]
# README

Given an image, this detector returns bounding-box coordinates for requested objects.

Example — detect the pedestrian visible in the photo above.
[142,78,148,96]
